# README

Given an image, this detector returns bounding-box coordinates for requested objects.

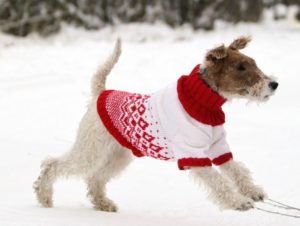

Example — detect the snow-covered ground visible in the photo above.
[0,19,300,226]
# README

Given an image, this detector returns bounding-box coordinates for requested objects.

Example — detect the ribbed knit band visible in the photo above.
[177,64,226,126]
[212,152,233,165]
[178,158,212,170]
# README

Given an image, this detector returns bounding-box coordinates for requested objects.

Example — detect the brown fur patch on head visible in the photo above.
[202,36,269,100]
[213,49,261,94]
[229,36,251,50]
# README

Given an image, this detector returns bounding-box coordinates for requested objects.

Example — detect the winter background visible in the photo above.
[0,0,300,225]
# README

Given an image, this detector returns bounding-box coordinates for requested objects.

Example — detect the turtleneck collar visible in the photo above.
[177,64,227,126]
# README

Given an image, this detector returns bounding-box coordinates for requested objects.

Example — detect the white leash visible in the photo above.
[265,198,300,211]
[254,198,300,219]
[255,206,300,218]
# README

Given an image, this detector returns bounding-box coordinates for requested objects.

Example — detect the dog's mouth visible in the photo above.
[261,89,277,101]
[237,88,273,102]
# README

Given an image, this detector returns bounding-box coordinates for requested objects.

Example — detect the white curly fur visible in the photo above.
[219,160,267,201]
[33,39,266,212]
[33,39,132,212]
[190,166,255,211]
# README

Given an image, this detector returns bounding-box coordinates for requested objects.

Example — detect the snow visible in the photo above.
[0,20,300,225]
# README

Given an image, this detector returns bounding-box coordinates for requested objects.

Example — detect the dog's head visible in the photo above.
[202,36,278,101]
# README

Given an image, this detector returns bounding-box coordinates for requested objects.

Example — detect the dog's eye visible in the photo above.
[237,63,246,71]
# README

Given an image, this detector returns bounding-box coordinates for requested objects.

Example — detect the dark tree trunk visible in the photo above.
[0,0,297,37]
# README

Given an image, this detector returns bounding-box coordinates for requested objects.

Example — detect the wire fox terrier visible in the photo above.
[34,36,278,212]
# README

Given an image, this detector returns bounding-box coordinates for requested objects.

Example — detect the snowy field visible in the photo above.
[0,18,300,226]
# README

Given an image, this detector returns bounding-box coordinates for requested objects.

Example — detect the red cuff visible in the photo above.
[212,152,233,165]
[177,158,212,170]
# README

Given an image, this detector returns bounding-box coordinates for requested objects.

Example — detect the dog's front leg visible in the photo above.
[219,160,267,201]
[190,166,254,211]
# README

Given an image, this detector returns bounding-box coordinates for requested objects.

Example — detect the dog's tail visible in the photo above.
[91,38,122,97]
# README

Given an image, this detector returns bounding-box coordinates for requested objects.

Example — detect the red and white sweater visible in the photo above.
[97,65,233,170]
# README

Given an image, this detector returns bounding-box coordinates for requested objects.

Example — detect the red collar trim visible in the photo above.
[177,64,226,126]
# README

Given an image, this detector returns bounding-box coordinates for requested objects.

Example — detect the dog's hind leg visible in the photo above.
[33,130,109,208]
[33,157,58,207]
[85,146,132,212]
[33,150,82,207]
[33,38,122,208]
[33,96,108,207]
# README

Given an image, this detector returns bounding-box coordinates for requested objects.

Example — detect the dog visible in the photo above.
[33,36,278,212]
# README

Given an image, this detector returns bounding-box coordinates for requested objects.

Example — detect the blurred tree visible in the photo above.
[0,0,298,37]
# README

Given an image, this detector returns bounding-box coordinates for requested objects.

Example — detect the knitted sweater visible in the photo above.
[97,65,233,170]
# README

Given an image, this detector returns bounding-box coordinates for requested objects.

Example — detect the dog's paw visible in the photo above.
[93,198,118,212]
[222,194,254,211]
[234,198,254,211]
[240,185,267,202]
[33,177,53,208]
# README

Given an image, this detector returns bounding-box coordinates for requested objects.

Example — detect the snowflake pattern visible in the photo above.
[105,91,173,160]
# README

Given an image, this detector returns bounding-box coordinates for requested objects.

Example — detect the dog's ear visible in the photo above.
[229,36,251,50]
[205,44,227,62]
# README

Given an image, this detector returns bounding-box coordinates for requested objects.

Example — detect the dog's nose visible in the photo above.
[269,81,278,91]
